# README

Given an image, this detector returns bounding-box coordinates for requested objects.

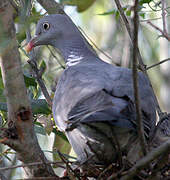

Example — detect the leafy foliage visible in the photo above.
[0,0,169,179]
[60,0,97,12]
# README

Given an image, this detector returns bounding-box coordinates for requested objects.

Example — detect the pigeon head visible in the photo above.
[25,14,81,52]
[26,14,96,64]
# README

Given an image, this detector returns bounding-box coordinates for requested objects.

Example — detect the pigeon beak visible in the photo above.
[25,35,38,53]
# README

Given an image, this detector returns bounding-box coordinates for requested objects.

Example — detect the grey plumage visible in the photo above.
[27,14,156,164]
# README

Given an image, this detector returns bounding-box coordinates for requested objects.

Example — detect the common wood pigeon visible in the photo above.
[26,14,156,164]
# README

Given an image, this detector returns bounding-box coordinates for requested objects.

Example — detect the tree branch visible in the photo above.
[146,58,170,70]
[132,0,147,156]
[161,0,167,34]
[27,59,52,107]
[113,0,162,118]
[120,140,170,180]
[0,0,56,177]
[147,21,170,41]
[114,0,146,71]
[0,160,65,171]
[36,0,65,14]
[25,0,52,107]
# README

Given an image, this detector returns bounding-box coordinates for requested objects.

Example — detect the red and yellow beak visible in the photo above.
[25,41,34,53]
[25,36,38,53]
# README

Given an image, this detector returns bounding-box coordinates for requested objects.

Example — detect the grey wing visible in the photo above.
[67,89,151,138]
[109,70,156,135]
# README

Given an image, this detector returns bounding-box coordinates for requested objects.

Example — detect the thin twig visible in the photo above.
[132,0,147,156]
[161,0,167,34]
[37,0,65,14]
[27,60,52,107]
[47,46,65,69]
[98,164,113,179]
[114,0,162,117]
[26,1,52,107]
[147,21,170,41]
[114,0,145,70]
[78,26,119,65]
[148,151,169,180]
[114,0,132,39]
[120,140,170,180]
[140,14,170,22]
[146,58,170,70]
[57,150,81,180]
[17,177,58,180]
[0,161,65,171]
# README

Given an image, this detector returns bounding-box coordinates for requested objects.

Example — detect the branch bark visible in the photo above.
[120,140,170,180]
[147,21,170,41]
[146,58,170,70]
[132,0,147,156]
[36,0,65,14]
[161,0,167,34]
[0,0,57,178]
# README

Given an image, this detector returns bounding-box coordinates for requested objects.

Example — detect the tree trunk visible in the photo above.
[0,0,57,178]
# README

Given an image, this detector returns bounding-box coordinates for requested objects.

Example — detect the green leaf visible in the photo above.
[31,99,51,115]
[44,116,54,135]
[0,99,51,115]
[3,154,12,162]
[52,133,71,162]
[122,7,127,11]
[53,128,68,142]
[24,75,37,88]
[34,124,46,135]
[44,150,77,160]
[34,121,44,127]
[139,0,152,5]
[115,11,120,20]
[139,12,145,19]
[16,31,26,44]
[98,10,116,16]
[60,0,96,12]
[126,10,131,16]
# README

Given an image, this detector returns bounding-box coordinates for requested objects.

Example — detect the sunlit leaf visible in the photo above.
[139,0,152,5]
[52,134,71,162]
[139,12,145,19]
[98,10,116,16]
[44,150,76,160]
[16,31,26,44]
[126,10,131,16]
[60,0,96,12]
[115,11,120,20]
[24,75,37,87]
[44,116,54,135]
[53,128,68,142]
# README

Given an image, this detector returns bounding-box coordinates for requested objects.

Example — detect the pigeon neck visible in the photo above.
[56,36,96,66]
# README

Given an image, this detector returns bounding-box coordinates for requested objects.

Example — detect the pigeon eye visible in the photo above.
[43,22,50,30]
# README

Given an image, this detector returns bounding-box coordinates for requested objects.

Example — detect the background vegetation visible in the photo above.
[0,0,169,179]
